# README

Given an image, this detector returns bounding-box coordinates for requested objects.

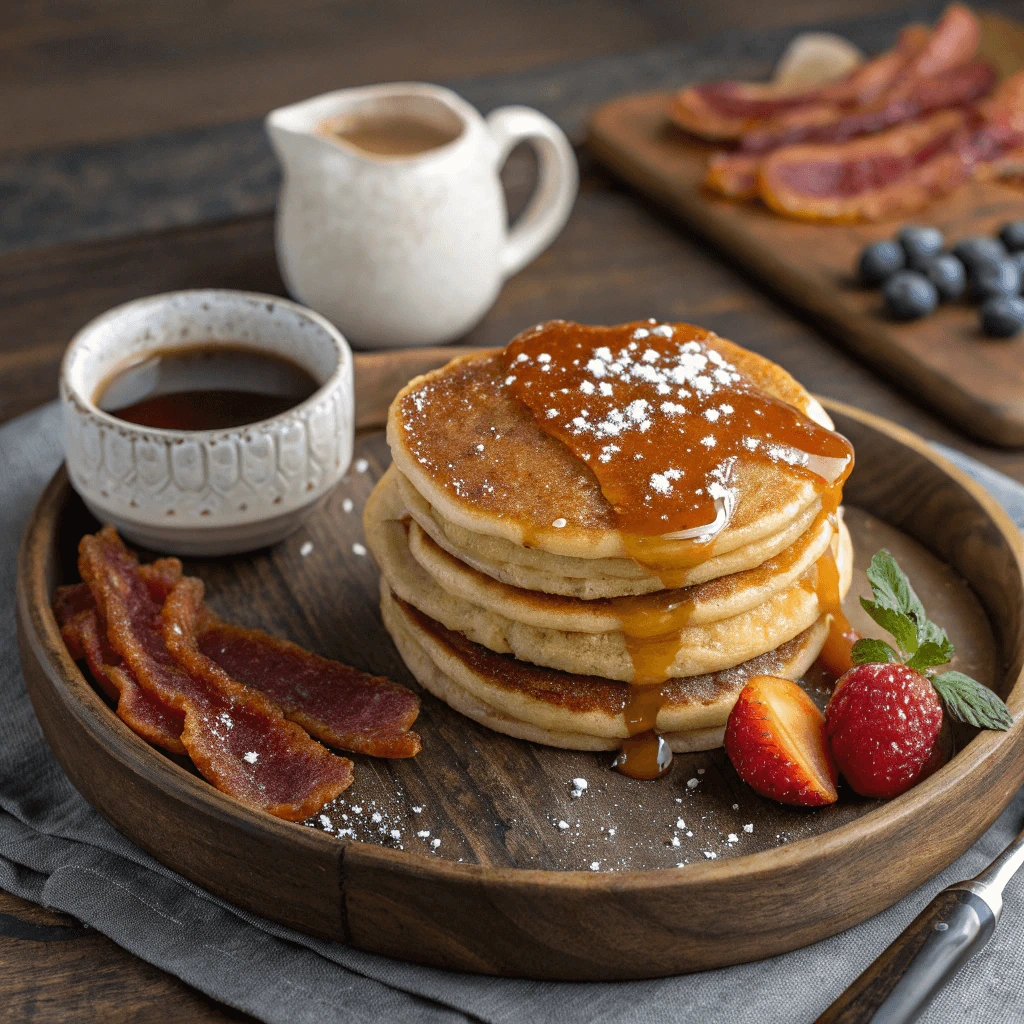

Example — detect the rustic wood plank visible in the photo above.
[0,0,916,159]
[0,891,254,1022]
[0,2,964,254]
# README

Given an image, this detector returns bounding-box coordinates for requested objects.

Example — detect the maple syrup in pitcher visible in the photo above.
[502,321,855,780]
[96,345,320,431]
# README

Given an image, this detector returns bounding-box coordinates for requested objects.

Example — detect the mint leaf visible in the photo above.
[859,596,919,655]
[917,618,950,651]
[866,550,927,622]
[906,638,955,673]
[932,671,1013,731]
[862,550,956,660]
[851,638,900,666]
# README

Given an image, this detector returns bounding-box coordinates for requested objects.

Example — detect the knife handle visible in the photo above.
[816,887,996,1024]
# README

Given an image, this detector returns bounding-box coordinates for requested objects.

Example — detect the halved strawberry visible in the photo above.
[724,675,838,806]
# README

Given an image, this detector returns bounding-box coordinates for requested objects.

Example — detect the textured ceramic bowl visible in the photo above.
[60,290,354,556]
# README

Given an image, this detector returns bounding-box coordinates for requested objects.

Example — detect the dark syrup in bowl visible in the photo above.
[96,344,321,431]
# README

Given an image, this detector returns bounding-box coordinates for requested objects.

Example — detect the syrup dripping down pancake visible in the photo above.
[402,482,837,632]
[380,581,830,748]
[371,488,852,683]
[394,465,825,598]
[387,337,840,565]
[366,468,852,683]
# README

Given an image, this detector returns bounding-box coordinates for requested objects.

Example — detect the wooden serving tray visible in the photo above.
[15,350,1024,980]
[587,12,1024,448]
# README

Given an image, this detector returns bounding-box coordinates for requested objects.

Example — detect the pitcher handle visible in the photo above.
[486,106,578,280]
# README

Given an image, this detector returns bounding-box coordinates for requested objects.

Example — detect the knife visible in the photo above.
[816,822,1024,1024]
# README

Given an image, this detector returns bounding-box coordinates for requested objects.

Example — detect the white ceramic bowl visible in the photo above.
[60,290,354,556]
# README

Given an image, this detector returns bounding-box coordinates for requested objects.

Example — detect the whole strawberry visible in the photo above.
[827,663,951,798]
[826,551,1012,799]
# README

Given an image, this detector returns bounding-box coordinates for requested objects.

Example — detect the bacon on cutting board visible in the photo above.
[706,61,997,200]
[756,109,970,222]
[669,21,931,142]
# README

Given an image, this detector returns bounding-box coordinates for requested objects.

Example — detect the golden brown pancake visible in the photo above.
[394,465,825,598]
[381,580,831,747]
[387,341,837,561]
[366,468,852,682]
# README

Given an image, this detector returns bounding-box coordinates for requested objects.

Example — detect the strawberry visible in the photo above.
[827,663,951,799]
[724,675,838,807]
[826,550,1012,799]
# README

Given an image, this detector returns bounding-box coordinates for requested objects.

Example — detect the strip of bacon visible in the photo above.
[893,2,980,86]
[56,559,421,759]
[674,5,982,150]
[197,619,421,758]
[79,527,353,820]
[756,109,970,222]
[707,61,996,199]
[54,581,188,754]
[670,20,933,142]
[739,61,996,154]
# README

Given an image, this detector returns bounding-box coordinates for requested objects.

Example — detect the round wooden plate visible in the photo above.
[15,394,1024,981]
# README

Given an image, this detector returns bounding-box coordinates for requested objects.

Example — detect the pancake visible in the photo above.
[405,487,837,633]
[395,465,824,598]
[373,321,858,763]
[366,472,852,682]
[381,580,831,747]
[387,335,839,563]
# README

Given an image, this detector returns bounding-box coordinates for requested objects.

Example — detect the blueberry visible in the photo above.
[1008,251,1024,280]
[858,240,905,285]
[969,257,1021,301]
[981,296,1024,337]
[883,271,939,320]
[953,236,1007,269]
[899,225,944,269]
[921,254,967,301]
[999,220,1024,253]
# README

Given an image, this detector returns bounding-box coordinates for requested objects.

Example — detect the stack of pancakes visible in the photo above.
[365,321,853,758]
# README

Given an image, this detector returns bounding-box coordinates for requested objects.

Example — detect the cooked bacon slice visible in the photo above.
[706,60,996,199]
[738,61,996,153]
[197,619,421,758]
[669,20,933,142]
[894,3,980,85]
[705,152,762,200]
[79,527,353,820]
[58,559,421,759]
[674,5,983,154]
[54,582,187,754]
[757,109,969,222]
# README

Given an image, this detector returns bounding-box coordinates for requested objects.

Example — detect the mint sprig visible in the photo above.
[850,550,1013,732]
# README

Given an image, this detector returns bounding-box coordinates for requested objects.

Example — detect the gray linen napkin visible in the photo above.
[3,403,1024,1024]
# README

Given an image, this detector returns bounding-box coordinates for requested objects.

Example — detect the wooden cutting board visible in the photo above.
[587,11,1024,447]
[15,348,1024,979]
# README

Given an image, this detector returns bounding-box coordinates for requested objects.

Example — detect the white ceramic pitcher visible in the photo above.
[266,83,578,349]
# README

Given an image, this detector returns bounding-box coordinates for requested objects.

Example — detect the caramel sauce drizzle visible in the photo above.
[502,321,855,779]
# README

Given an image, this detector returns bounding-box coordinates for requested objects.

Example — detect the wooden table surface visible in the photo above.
[4,1,1024,1020]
